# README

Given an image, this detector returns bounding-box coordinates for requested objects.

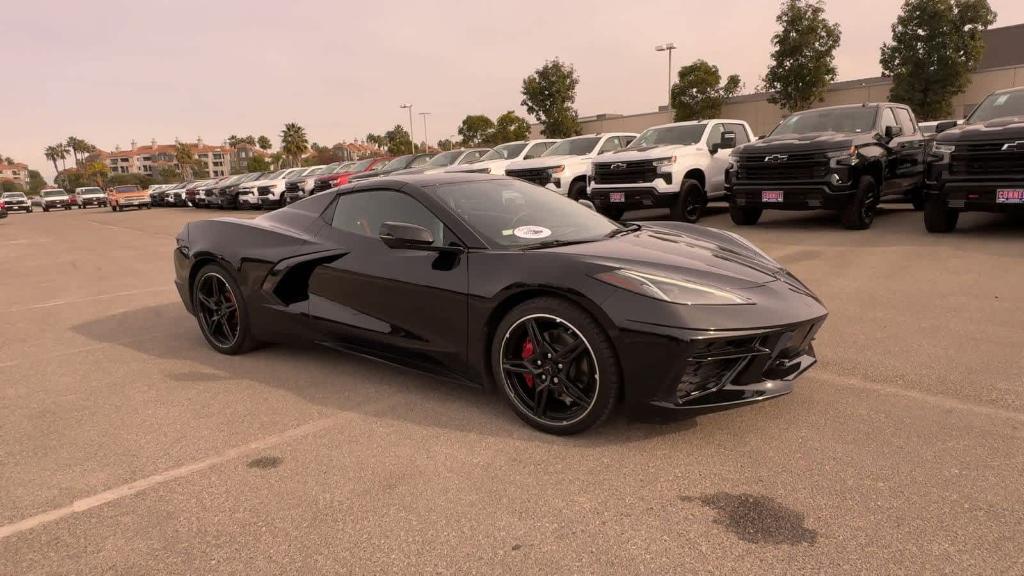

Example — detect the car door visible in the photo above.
[892,107,925,194]
[878,107,908,195]
[704,123,730,194]
[307,187,469,375]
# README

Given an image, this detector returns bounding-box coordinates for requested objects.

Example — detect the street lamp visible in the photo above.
[400,104,415,153]
[419,112,431,152]
[655,42,677,108]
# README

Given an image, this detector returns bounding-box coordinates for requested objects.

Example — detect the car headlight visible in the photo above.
[652,156,676,167]
[826,146,858,165]
[548,165,565,175]
[932,143,955,154]
[594,270,752,305]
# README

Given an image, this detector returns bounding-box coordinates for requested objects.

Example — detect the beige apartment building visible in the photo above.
[0,162,31,187]
[533,24,1024,139]
[105,140,235,178]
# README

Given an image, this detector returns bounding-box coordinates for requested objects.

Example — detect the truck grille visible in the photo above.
[593,161,659,185]
[950,142,1024,177]
[313,179,335,193]
[257,186,273,196]
[736,151,830,182]
[506,168,552,186]
[284,181,301,192]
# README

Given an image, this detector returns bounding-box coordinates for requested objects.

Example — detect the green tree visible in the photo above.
[155,165,179,183]
[1,180,25,192]
[54,143,70,171]
[436,138,455,151]
[457,115,496,146]
[384,125,413,155]
[521,58,581,138]
[760,0,842,113]
[257,135,272,151]
[280,122,309,167]
[3,156,14,164]
[248,155,271,172]
[175,142,198,180]
[880,0,996,120]
[226,135,242,148]
[27,170,47,194]
[490,111,532,144]
[44,145,60,174]
[670,60,743,121]
[66,136,88,167]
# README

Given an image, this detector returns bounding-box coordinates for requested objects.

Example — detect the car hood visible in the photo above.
[507,155,585,171]
[737,131,865,154]
[593,144,700,162]
[545,222,787,291]
[936,117,1024,143]
[444,158,511,173]
[390,165,438,176]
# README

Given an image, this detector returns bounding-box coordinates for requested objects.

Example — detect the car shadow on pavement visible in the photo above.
[71,303,699,446]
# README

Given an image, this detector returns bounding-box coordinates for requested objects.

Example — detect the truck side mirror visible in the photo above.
[935,120,958,134]
[884,125,903,140]
[719,131,737,150]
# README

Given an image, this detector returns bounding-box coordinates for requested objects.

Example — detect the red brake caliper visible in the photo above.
[521,338,536,388]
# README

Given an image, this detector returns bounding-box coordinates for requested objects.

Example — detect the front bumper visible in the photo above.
[726,182,855,211]
[259,195,283,208]
[5,203,31,211]
[43,201,69,209]
[79,197,106,206]
[926,173,1024,213]
[118,198,150,208]
[590,185,677,212]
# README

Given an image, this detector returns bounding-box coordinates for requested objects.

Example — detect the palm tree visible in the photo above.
[280,123,309,168]
[44,145,60,173]
[175,142,196,181]
[2,156,14,165]
[257,135,272,151]
[226,135,241,148]
[66,136,84,167]
[54,143,70,171]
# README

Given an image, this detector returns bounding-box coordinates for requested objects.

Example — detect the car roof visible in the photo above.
[992,86,1024,95]
[349,172,503,191]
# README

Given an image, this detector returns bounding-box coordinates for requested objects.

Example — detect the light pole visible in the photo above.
[400,104,415,153]
[419,112,431,152]
[655,42,676,108]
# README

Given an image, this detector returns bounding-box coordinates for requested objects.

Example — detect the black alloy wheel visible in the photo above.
[192,264,255,355]
[670,179,705,223]
[493,298,619,434]
[924,196,960,233]
[568,180,589,201]
[841,176,878,230]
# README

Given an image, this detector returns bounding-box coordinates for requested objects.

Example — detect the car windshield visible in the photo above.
[631,124,706,147]
[425,150,462,167]
[478,142,528,162]
[434,179,620,249]
[349,159,375,171]
[771,107,878,136]
[42,190,66,197]
[3,192,26,199]
[542,137,600,157]
[114,185,141,192]
[966,91,1024,124]
[383,155,414,170]
[333,162,355,173]
[304,166,326,176]
[79,187,103,194]
[280,169,304,178]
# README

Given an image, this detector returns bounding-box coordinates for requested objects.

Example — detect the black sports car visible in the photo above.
[174,174,827,434]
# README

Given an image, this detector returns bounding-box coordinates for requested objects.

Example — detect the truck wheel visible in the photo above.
[568,180,589,201]
[924,197,959,233]
[670,179,705,223]
[840,177,878,230]
[111,205,118,212]
[600,207,624,221]
[729,204,763,226]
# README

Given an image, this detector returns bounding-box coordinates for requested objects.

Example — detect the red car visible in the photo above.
[309,157,390,194]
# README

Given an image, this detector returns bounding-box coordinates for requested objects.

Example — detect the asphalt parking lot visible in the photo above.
[1,204,1022,575]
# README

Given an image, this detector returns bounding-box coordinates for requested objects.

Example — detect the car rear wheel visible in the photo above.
[192,263,256,355]
[568,180,589,201]
[492,297,619,435]
[924,196,959,233]
[729,204,763,225]
[841,176,878,230]
[670,179,705,223]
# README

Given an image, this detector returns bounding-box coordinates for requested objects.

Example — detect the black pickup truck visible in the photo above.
[725,103,926,229]
[923,87,1024,233]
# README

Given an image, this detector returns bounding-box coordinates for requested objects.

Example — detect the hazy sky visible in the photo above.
[3,0,1023,180]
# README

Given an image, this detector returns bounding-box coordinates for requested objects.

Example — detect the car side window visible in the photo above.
[597,137,621,154]
[523,142,550,159]
[621,135,636,147]
[410,155,430,167]
[726,124,751,145]
[460,151,485,164]
[881,108,899,134]
[705,124,725,146]
[894,108,917,135]
[331,190,445,247]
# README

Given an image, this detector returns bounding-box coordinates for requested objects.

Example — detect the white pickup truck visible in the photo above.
[588,120,754,221]
[504,133,637,200]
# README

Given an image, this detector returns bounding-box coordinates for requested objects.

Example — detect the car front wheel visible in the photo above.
[492,297,619,435]
[192,263,256,355]
[729,204,763,225]
[670,179,705,223]
[841,176,878,230]
[924,196,959,233]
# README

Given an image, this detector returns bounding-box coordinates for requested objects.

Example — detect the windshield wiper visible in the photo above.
[605,223,641,237]
[521,239,596,251]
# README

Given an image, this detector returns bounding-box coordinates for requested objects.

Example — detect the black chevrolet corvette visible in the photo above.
[174,174,827,434]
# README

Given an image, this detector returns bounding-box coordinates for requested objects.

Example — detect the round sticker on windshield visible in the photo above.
[513,225,552,239]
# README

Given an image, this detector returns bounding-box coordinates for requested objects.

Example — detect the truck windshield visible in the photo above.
[79,188,103,194]
[427,150,462,166]
[42,190,66,197]
[114,186,141,192]
[966,91,1024,124]
[771,107,878,136]
[630,124,706,147]
[542,137,600,157]
[478,142,527,161]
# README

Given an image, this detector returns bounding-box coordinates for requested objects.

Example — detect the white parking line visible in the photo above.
[0,415,343,541]
[2,287,174,313]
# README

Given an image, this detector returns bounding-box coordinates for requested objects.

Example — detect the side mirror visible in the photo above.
[379,221,434,249]
[884,125,903,140]
[577,199,597,212]
[719,131,737,150]
[935,120,957,134]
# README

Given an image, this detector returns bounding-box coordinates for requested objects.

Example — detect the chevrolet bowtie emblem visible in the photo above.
[610,163,627,169]
[765,154,789,162]
[1002,141,1024,151]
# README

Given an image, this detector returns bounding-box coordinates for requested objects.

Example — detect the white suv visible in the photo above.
[74,186,108,208]
[588,120,753,222]
[505,133,637,199]
[444,139,558,176]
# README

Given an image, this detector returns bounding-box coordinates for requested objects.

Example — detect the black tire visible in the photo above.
[729,204,763,226]
[669,179,705,223]
[491,297,619,435]
[110,205,118,212]
[192,263,256,355]
[567,179,589,201]
[841,176,879,230]
[600,207,624,221]
[924,196,959,233]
